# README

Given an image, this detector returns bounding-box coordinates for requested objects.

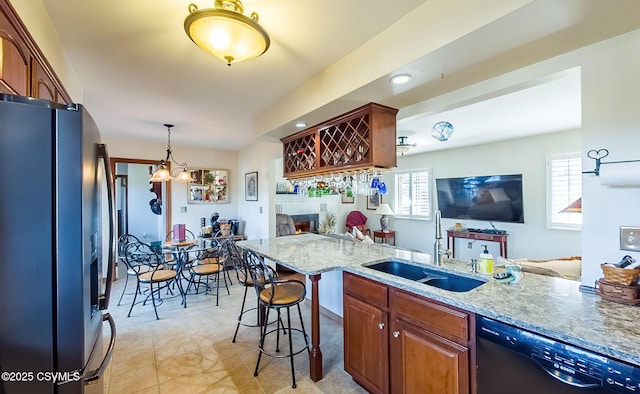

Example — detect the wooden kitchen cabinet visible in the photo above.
[282,102,398,179]
[0,0,70,102]
[389,288,472,394]
[343,273,389,394]
[343,272,475,394]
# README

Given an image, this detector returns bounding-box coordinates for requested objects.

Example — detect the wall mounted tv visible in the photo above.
[435,174,524,223]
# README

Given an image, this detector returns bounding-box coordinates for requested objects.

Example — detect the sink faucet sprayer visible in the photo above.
[433,210,451,266]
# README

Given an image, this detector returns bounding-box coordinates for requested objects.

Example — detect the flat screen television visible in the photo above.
[435,174,524,223]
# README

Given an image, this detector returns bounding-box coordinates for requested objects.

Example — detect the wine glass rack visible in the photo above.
[281,102,398,178]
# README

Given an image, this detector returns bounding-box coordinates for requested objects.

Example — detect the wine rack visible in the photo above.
[281,102,398,178]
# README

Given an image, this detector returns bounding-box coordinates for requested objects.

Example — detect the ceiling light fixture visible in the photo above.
[295,122,307,128]
[396,136,416,156]
[150,124,195,183]
[184,0,270,66]
[390,73,412,85]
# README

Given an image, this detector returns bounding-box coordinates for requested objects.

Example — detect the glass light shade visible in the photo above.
[185,6,270,65]
[150,166,173,182]
[375,203,394,216]
[175,169,195,182]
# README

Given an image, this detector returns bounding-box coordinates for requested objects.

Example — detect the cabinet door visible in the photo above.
[390,318,469,394]
[343,294,389,394]
[0,10,29,96]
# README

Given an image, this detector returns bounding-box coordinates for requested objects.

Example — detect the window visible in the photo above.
[547,153,582,230]
[395,169,431,219]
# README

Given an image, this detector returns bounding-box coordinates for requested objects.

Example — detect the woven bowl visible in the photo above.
[601,264,640,286]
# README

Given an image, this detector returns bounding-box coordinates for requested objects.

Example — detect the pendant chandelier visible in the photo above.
[184,0,270,66]
[150,124,195,183]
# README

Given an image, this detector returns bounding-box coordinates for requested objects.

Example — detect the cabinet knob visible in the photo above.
[378,323,385,330]
[393,331,400,338]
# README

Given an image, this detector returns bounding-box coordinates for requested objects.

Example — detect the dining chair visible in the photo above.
[228,241,277,343]
[123,241,180,320]
[186,237,230,306]
[116,233,144,306]
[244,249,310,388]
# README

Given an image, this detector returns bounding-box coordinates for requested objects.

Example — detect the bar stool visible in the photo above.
[244,249,310,388]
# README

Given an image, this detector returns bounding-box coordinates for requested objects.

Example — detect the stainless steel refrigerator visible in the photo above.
[0,94,116,393]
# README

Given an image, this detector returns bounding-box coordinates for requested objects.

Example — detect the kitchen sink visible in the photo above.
[363,260,486,292]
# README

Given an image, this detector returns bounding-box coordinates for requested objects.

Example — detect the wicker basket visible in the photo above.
[601,264,640,286]
[596,279,640,304]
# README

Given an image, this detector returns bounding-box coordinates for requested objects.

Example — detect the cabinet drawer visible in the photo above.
[392,289,469,344]
[344,272,388,309]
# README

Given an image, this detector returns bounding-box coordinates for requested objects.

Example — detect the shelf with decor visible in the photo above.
[281,102,398,179]
[188,168,229,204]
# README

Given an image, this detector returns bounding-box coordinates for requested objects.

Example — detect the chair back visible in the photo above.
[118,234,140,260]
[226,240,250,284]
[244,249,276,301]
[123,241,165,277]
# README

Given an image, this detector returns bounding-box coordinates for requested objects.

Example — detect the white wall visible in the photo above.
[237,141,282,240]
[581,29,640,287]
[103,136,239,235]
[369,129,582,259]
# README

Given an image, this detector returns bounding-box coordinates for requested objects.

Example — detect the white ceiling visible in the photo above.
[37,0,640,153]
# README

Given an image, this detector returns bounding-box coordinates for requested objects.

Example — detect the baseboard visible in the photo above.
[305,298,343,326]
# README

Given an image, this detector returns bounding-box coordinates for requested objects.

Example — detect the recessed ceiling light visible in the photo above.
[295,122,307,128]
[390,73,412,85]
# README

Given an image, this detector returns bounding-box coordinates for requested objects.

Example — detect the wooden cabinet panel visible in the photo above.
[392,289,469,344]
[0,0,70,103]
[0,10,29,95]
[343,273,475,394]
[390,318,470,394]
[281,102,398,178]
[344,271,388,309]
[32,61,57,102]
[343,294,389,394]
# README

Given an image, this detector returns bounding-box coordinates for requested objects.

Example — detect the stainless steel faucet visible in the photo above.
[433,210,451,266]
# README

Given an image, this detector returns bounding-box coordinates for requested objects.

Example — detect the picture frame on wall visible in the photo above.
[245,171,258,201]
[341,193,354,204]
[367,192,381,210]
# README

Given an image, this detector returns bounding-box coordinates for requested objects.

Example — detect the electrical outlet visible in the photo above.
[468,242,473,249]
[620,227,640,251]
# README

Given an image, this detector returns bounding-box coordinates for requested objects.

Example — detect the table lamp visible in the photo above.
[375,203,394,232]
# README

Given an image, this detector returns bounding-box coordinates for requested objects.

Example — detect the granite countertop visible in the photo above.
[238,233,640,366]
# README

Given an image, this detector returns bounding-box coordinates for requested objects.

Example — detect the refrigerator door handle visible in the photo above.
[97,143,116,310]
[83,313,117,384]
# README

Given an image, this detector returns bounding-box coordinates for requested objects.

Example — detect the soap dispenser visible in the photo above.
[478,245,494,274]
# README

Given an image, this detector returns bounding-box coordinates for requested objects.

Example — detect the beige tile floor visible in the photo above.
[103,271,368,393]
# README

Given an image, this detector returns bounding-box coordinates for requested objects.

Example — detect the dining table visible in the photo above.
[162,239,200,307]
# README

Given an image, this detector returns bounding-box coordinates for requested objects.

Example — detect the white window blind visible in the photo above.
[395,169,431,219]
[547,153,582,230]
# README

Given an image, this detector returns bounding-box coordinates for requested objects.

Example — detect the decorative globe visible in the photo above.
[431,121,454,142]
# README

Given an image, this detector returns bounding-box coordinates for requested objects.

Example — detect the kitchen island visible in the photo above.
[238,233,640,382]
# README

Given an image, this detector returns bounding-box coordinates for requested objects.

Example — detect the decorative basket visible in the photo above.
[596,279,640,305]
[600,264,640,286]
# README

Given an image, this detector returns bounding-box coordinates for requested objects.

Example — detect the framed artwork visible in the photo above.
[245,171,258,201]
[341,193,354,204]
[188,168,229,204]
[367,192,381,210]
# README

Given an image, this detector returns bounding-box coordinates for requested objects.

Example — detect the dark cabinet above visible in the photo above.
[281,102,398,179]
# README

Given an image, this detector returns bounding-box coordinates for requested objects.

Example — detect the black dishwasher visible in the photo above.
[476,316,640,393]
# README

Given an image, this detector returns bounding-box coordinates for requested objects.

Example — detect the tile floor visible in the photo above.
[103,271,368,393]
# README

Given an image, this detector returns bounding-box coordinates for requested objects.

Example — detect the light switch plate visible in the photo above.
[620,227,640,251]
